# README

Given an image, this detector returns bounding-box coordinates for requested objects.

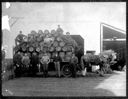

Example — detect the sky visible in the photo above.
[2,2,126,58]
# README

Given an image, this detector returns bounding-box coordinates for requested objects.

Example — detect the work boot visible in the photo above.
[58,73,61,78]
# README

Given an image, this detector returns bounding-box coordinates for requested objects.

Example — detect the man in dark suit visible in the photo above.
[30,52,39,76]
[13,51,23,77]
[53,52,62,77]
[70,53,78,78]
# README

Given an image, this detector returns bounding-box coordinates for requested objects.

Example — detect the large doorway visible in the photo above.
[100,23,126,61]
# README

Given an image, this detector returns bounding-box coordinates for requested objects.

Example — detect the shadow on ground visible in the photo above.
[2,71,126,96]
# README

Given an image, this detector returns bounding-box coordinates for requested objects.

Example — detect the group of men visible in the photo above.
[13,51,79,78]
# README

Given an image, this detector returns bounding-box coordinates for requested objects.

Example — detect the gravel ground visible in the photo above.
[2,71,126,97]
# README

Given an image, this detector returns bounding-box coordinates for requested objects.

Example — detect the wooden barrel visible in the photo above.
[67,46,74,51]
[56,46,61,52]
[51,29,56,35]
[31,30,37,35]
[43,42,48,47]
[67,43,73,46]
[40,33,45,39]
[28,36,33,42]
[41,46,49,52]
[62,46,68,52]
[44,30,49,35]
[42,47,48,52]
[21,43,27,52]
[49,46,55,52]
[59,41,65,47]
[37,37,42,42]
[32,42,36,47]
[53,32,59,37]
[53,41,59,47]
[29,46,34,52]
[36,47,41,52]
[40,42,44,47]
[64,56,71,62]
[66,52,72,56]
[43,42,51,48]
[59,52,65,57]
[38,30,43,35]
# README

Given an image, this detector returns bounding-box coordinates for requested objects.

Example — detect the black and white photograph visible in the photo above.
[2,2,126,97]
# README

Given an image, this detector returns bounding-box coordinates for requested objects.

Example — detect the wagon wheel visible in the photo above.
[61,64,72,77]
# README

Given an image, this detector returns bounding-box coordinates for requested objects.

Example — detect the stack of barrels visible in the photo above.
[14,25,78,62]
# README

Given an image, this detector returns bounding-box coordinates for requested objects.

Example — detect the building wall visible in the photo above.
[2,3,126,58]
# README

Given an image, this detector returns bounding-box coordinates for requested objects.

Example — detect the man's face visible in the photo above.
[20,31,22,34]
[33,53,36,55]
[44,53,47,56]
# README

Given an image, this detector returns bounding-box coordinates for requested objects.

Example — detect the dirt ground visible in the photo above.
[2,70,126,97]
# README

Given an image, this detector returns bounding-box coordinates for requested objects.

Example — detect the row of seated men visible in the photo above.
[13,51,79,78]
